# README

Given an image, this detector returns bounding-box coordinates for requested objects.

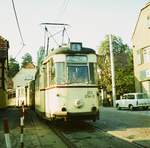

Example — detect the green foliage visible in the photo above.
[8,57,19,78]
[21,53,33,68]
[37,46,45,66]
[98,35,135,97]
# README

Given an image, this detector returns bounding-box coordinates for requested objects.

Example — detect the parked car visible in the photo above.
[116,93,150,110]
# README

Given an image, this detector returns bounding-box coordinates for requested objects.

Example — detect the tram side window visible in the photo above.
[35,74,39,91]
[89,63,96,84]
[56,62,65,84]
[43,64,47,88]
[50,59,56,85]
[46,62,49,87]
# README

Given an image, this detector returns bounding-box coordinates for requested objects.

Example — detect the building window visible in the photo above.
[25,75,33,80]
[143,47,150,64]
[136,49,142,65]
[147,16,150,29]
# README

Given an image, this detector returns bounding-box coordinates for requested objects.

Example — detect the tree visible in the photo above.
[37,46,45,66]
[8,57,19,78]
[98,35,135,103]
[21,53,33,68]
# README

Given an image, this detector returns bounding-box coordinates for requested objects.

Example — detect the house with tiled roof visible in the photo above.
[12,63,36,89]
[132,2,150,95]
[0,36,9,108]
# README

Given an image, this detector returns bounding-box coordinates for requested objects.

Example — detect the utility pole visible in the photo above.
[109,34,116,107]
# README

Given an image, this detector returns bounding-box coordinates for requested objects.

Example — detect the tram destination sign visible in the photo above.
[66,55,87,63]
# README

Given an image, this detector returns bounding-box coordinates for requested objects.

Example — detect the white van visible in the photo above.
[116,93,150,110]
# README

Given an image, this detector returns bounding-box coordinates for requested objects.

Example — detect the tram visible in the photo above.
[35,42,100,121]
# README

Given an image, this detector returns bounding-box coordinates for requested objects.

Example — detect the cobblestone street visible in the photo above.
[1,107,150,148]
[0,108,66,148]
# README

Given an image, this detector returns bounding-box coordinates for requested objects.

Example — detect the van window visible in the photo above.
[137,93,148,99]
[127,95,135,99]
[122,96,126,99]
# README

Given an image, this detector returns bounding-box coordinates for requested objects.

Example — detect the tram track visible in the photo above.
[26,109,77,148]
[45,120,143,148]
[46,121,78,148]
[30,109,148,148]
[46,119,147,148]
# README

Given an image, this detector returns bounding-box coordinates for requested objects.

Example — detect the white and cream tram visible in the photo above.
[35,42,100,121]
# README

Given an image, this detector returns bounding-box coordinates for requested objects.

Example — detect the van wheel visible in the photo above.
[129,105,134,111]
[116,104,121,110]
[143,106,148,110]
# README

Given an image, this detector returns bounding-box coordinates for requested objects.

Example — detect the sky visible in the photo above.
[0,0,149,63]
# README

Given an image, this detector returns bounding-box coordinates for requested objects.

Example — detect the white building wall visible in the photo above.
[12,68,36,89]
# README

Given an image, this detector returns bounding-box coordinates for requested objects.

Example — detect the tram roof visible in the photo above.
[43,43,96,63]
[48,44,96,56]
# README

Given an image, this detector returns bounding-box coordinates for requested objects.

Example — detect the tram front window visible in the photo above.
[68,66,88,83]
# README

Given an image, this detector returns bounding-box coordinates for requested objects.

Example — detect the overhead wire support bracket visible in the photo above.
[62,27,66,45]
[40,22,71,52]
[40,23,70,27]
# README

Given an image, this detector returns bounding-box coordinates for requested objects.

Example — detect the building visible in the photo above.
[12,64,36,106]
[0,36,9,108]
[132,2,150,96]
[12,63,36,89]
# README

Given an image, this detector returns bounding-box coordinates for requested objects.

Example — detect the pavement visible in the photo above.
[99,107,150,147]
[0,107,67,148]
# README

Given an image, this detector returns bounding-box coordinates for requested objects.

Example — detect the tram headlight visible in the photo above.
[74,99,84,108]
[61,107,67,111]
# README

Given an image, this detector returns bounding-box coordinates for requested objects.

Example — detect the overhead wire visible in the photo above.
[62,0,70,15]
[56,0,71,45]
[61,0,70,15]
[56,0,70,22]
[14,44,25,59]
[62,0,70,44]
[42,0,71,52]
[11,0,25,58]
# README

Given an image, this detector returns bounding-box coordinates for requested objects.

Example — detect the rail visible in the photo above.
[46,121,78,148]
